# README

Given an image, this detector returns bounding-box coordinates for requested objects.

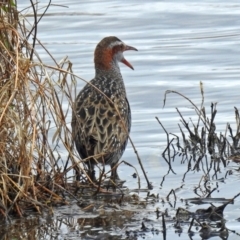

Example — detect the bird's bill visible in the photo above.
[121,45,137,70]
[124,45,138,52]
[121,58,134,70]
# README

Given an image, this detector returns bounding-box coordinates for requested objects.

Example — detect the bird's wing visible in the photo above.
[72,83,130,162]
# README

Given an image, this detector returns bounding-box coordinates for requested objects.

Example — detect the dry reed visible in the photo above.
[0,0,86,219]
[160,81,240,177]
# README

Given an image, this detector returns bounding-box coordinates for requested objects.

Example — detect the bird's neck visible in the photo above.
[95,60,122,80]
[94,64,127,97]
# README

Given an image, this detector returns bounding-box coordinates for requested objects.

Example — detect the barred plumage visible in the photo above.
[72,36,137,180]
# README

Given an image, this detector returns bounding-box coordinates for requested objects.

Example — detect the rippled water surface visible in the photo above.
[14,0,240,239]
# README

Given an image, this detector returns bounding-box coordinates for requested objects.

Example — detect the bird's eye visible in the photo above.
[113,45,120,53]
[117,44,124,52]
[112,44,124,53]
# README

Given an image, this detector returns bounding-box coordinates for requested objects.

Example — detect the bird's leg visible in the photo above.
[110,163,120,181]
[74,165,82,181]
[86,161,96,182]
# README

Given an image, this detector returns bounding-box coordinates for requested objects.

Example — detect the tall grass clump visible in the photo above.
[0,0,80,219]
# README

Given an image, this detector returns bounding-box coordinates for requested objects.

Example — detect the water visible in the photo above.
[11,0,240,239]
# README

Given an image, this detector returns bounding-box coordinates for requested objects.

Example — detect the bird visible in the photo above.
[72,36,137,181]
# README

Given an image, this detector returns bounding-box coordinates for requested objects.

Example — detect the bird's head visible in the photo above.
[94,36,137,72]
